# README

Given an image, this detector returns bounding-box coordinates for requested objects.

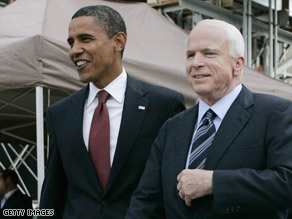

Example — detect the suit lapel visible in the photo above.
[105,76,149,194]
[175,106,198,174]
[205,86,254,169]
[2,190,20,209]
[2,191,17,209]
[172,106,198,209]
[67,86,103,196]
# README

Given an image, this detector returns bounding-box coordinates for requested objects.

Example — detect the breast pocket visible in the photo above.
[218,139,266,169]
[228,138,260,152]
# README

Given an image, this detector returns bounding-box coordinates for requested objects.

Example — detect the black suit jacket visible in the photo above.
[39,75,185,218]
[0,190,32,219]
[127,86,292,219]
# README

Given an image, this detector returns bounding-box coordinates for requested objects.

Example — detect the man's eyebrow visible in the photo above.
[201,47,218,53]
[67,33,95,43]
[78,33,94,38]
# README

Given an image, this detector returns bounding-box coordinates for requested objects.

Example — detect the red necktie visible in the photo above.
[89,90,110,190]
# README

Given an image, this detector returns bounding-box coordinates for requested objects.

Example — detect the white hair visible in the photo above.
[197,19,245,58]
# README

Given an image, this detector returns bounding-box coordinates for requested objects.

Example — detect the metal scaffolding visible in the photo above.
[0,87,72,204]
[155,0,292,84]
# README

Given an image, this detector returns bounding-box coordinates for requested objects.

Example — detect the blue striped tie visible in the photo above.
[188,109,217,169]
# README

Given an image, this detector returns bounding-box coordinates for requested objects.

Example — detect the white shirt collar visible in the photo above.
[5,188,18,200]
[87,68,127,107]
[197,84,242,124]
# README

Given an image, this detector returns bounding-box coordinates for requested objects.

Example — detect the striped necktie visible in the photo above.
[188,109,217,169]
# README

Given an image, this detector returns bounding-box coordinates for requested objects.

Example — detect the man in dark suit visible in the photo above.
[0,169,32,218]
[127,19,292,219]
[39,5,185,219]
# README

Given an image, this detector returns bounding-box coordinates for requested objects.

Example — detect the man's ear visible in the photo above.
[5,177,12,184]
[233,56,245,76]
[114,32,127,53]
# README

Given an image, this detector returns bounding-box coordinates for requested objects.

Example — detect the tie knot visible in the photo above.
[205,109,216,121]
[98,90,110,104]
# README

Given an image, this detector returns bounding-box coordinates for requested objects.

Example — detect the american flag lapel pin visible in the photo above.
[138,105,146,110]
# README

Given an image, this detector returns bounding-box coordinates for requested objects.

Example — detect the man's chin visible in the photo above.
[192,85,210,95]
[78,75,91,84]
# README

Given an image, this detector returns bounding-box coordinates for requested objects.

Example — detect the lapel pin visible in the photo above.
[138,105,146,110]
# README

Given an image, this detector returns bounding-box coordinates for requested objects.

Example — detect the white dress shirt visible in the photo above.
[83,68,127,166]
[186,84,243,167]
[1,188,18,208]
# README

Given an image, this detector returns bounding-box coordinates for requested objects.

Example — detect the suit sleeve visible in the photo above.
[167,93,185,119]
[126,122,168,219]
[22,195,32,219]
[213,100,292,213]
[39,108,67,218]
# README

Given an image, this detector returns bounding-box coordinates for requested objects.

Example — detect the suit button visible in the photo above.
[101,201,107,208]
[236,206,241,212]
[225,206,230,213]
[230,206,235,212]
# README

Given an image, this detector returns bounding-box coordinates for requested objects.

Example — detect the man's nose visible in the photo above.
[192,53,205,69]
[69,42,83,59]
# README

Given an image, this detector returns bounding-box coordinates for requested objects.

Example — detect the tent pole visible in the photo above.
[47,88,50,160]
[36,86,45,204]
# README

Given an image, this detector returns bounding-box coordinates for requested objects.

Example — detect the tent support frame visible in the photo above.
[36,86,44,203]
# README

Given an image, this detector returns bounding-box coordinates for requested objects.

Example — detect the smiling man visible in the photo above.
[39,5,185,219]
[126,19,292,219]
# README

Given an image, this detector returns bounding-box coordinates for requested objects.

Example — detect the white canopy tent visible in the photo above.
[0,0,292,202]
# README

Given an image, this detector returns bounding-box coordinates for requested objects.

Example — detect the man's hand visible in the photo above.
[177,169,213,207]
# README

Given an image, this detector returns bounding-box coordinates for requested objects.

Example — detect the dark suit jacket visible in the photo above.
[127,86,292,219]
[39,75,185,218]
[0,190,32,218]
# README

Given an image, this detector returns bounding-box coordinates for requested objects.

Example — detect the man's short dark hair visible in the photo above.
[72,5,127,38]
[1,169,19,186]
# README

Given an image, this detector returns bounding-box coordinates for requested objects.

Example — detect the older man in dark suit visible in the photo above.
[127,19,292,219]
[39,5,185,219]
[0,169,32,219]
